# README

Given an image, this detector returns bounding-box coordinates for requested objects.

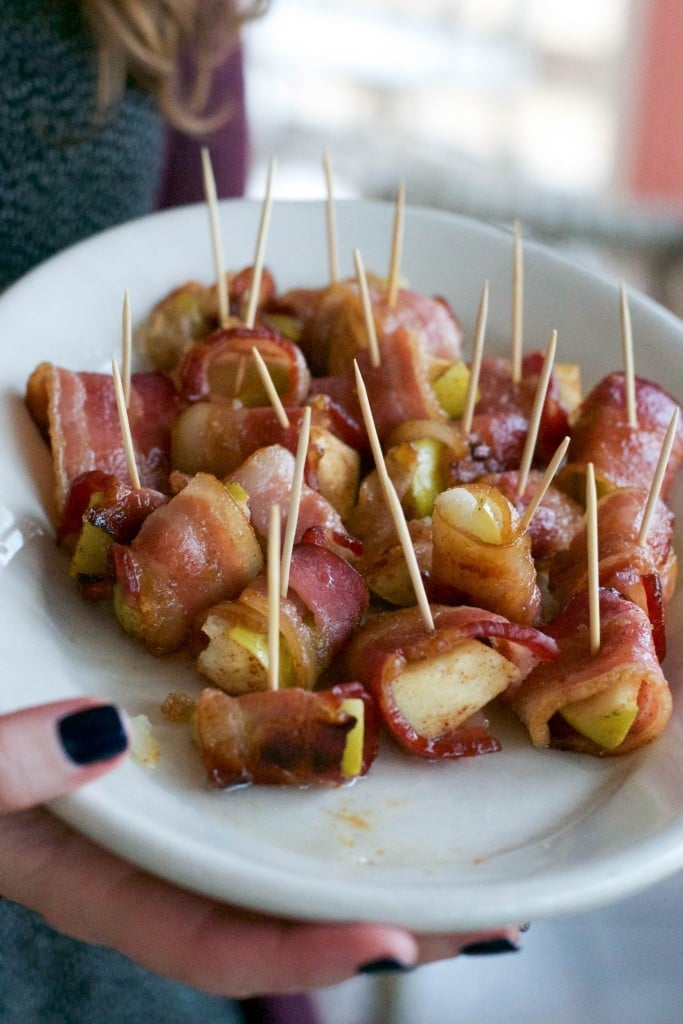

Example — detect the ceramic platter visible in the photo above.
[1,199,682,929]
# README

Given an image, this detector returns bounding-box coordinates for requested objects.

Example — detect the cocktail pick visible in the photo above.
[353,360,434,631]
[461,279,488,435]
[111,355,141,490]
[353,248,381,368]
[586,461,600,655]
[201,146,229,327]
[637,406,680,546]
[387,179,405,309]
[516,435,570,535]
[517,329,558,495]
[620,282,638,429]
[322,149,340,284]
[267,503,281,691]
[280,405,312,597]
[251,345,290,429]
[245,157,277,329]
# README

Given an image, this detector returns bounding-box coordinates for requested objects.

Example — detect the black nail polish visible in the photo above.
[520,922,532,933]
[460,938,519,956]
[357,958,413,975]
[58,705,128,765]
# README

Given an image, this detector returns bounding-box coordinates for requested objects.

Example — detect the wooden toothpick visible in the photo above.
[620,283,638,429]
[516,435,570,535]
[586,461,600,655]
[122,289,132,408]
[637,406,680,546]
[462,279,488,435]
[511,219,524,384]
[353,248,381,368]
[322,149,340,284]
[387,179,405,309]
[251,346,290,429]
[111,356,141,490]
[280,406,312,597]
[517,329,558,495]
[267,503,281,691]
[353,360,434,631]
[201,147,229,327]
[245,157,276,329]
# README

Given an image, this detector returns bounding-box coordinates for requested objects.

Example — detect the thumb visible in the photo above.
[0,699,129,813]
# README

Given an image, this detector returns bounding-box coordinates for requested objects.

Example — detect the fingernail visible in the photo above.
[357,958,414,975]
[58,705,128,765]
[460,938,519,956]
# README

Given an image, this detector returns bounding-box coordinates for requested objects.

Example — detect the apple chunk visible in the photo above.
[197,620,295,694]
[339,697,365,778]
[560,679,640,751]
[435,486,504,544]
[391,639,519,739]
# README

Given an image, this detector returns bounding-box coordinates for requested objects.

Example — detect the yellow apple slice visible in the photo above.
[560,679,640,750]
[435,486,504,544]
[391,639,518,739]
[431,361,473,418]
[197,622,295,695]
[393,437,446,518]
[339,697,365,777]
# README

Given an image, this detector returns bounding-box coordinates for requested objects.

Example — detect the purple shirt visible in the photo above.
[155,41,249,209]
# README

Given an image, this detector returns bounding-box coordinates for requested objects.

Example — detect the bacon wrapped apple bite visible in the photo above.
[142,266,278,371]
[502,588,673,755]
[174,323,311,406]
[340,605,558,760]
[559,372,683,501]
[549,486,676,647]
[61,470,169,598]
[25,363,180,521]
[195,537,369,695]
[111,472,264,655]
[193,681,380,789]
[227,443,358,551]
[430,482,541,625]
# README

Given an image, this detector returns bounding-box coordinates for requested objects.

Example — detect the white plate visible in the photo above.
[1,199,682,931]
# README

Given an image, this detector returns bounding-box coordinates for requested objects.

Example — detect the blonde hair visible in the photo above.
[80,0,269,131]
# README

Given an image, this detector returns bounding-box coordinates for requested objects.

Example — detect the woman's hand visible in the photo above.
[0,699,521,996]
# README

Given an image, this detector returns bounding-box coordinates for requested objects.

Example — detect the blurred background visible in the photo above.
[241,0,683,314]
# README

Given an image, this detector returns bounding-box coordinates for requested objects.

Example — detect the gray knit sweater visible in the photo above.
[0,4,239,1020]
[0,0,164,290]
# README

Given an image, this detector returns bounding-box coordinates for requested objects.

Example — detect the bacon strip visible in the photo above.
[26,363,179,521]
[112,472,264,655]
[566,372,683,498]
[228,444,352,549]
[503,588,672,754]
